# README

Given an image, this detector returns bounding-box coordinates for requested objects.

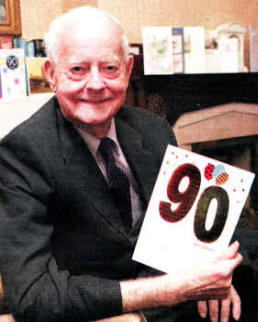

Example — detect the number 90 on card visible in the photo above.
[159,163,229,243]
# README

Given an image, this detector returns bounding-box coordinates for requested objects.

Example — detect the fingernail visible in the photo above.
[234,312,241,320]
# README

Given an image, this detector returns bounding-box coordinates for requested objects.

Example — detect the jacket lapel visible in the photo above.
[56,108,130,240]
[115,115,161,234]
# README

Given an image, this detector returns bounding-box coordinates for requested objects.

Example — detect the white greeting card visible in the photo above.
[0,49,27,100]
[184,26,205,74]
[133,145,255,273]
[142,27,173,75]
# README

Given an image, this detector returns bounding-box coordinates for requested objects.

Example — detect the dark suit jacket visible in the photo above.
[0,96,177,321]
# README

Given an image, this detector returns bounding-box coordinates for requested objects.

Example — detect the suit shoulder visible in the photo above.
[117,106,177,147]
[118,105,169,127]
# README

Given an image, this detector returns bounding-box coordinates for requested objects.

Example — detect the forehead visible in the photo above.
[57,18,124,64]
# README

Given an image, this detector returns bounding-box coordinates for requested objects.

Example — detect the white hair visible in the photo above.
[44,6,130,64]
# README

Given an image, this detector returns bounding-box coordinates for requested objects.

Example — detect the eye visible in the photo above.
[102,64,120,78]
[71,66,83,73]
[68,66,86,80]
[105,65,117,72]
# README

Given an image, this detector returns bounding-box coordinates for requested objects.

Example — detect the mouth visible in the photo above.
[75,98,112,104]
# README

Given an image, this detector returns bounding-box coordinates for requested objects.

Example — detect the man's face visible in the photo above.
[45,21,133,136]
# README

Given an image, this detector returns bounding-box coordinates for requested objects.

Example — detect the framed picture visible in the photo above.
[0,0,21,35]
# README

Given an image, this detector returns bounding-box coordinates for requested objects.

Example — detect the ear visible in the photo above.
[43,60,57,92]
[125,55,134,80]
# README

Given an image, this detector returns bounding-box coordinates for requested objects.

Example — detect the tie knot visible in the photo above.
[98,137,115,162]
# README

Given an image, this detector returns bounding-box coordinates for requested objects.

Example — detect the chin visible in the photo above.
[74,115,111,130]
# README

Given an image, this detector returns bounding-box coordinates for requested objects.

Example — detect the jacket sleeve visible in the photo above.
[0,133,122,322]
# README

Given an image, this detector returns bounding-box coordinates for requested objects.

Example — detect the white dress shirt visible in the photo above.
[75,119,143,226]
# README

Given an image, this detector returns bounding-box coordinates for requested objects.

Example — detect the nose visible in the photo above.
[86,66,105,91]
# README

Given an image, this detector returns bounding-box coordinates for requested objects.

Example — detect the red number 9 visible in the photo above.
[159,163,201,222]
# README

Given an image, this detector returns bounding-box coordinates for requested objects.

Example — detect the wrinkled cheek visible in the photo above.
[58,102,73,121]
[56,93,77,119]
[112,82,127,98]
[56,93,72,112]
[116,89,127,104]
[56,78,84,96]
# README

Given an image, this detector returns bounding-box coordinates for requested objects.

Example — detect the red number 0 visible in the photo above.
[159,163,201,222]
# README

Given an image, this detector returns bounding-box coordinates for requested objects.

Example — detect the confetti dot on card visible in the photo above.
[166,161,169,165]
[236,200,240,204]
[163,171,166,175]
[233,189,236,192]
[242,189,245,192]
[241,179,244,183]
[185,155,189,158]
[176,156,178,159]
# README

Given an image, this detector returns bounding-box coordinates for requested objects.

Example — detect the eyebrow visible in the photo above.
[99,57,121,64]
[65,54,123,69]
[66,58,122,67]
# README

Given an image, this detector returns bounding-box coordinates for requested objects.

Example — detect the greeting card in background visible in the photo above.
[184,26,205,73]
[0,49,27,100]
[26,57,51,94]
[133,145,255,273]
[142,27,173,75]
[172,28,185,73]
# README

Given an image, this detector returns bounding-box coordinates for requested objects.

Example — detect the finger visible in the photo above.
[231,253,243,269]
[208,300,219,322]
[228,241,240,258]
[231,285,241,321]
[217,241,240,260]
[197,301,207,319]
[220,296,231,322]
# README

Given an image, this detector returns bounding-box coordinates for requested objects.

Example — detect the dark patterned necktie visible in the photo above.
[98,137,132,229]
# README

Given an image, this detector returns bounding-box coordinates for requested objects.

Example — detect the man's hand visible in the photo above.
[163,241,242,304]
[197,285,241,322]
[121,241,242,312]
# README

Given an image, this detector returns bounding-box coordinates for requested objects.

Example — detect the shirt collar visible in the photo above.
[75,118,119,158]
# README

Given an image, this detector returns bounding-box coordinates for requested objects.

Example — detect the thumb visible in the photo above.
[218,241,240,260]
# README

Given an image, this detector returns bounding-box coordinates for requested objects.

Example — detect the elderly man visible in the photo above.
[0,6,242,322]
